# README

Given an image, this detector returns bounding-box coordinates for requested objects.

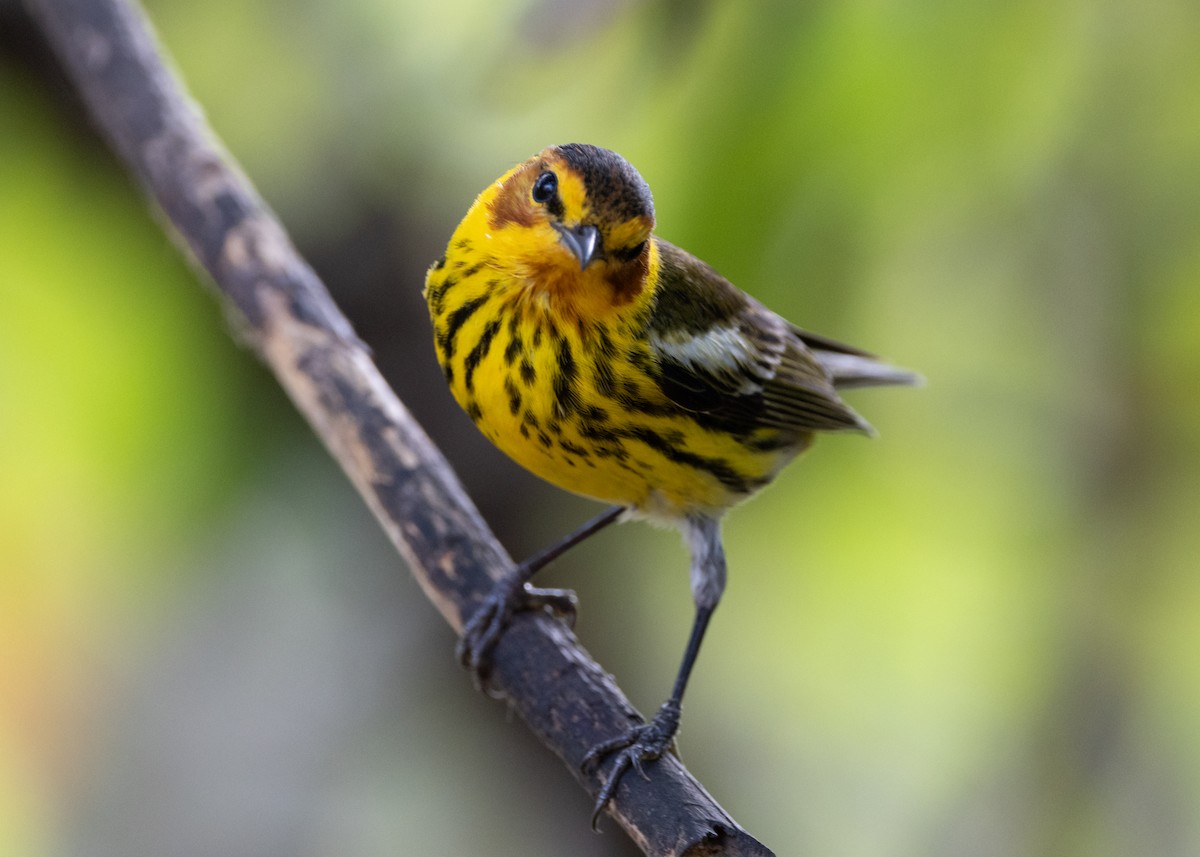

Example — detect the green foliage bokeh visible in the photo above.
[2,1,1199,855]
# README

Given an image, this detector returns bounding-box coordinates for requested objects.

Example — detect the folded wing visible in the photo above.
[646,239,911,437]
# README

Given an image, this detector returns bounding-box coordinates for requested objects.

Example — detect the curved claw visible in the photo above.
[583,701,682,830]
[457,507,621,688]
[454,593,505,674]
[457,577,579,686]
[522,586,578,629]
[590,751,634,830]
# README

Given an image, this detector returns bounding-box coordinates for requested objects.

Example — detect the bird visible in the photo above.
[423,143,917,825]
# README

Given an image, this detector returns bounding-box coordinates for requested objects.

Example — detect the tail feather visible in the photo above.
[791,324,922,389]
[813,350,923,390]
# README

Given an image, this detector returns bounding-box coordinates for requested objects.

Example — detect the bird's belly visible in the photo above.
[459,347,807,520]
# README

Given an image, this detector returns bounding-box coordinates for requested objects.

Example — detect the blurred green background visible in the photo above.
[3,0,1199,854]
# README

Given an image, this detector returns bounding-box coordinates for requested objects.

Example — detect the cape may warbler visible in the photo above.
[424,143,917,822]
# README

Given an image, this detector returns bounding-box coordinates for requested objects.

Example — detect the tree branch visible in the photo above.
[24,0,775,853]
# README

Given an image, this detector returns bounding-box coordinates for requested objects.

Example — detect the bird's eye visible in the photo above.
[531,171,558,204]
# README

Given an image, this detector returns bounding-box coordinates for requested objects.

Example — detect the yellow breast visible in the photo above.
[425,237,804,521]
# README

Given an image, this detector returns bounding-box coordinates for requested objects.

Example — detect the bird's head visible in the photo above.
[474,144,657,315]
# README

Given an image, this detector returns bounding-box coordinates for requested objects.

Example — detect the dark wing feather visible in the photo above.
[647,239,870,435]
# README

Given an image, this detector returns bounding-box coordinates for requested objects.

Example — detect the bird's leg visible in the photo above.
[583,603,714,828]
[583,516,726,829]
[457,505,624,678]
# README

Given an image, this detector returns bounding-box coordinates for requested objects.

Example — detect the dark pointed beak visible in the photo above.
[553,223,602,270]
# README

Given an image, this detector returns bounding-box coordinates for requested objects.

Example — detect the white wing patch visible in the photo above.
[650,324,776,395]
